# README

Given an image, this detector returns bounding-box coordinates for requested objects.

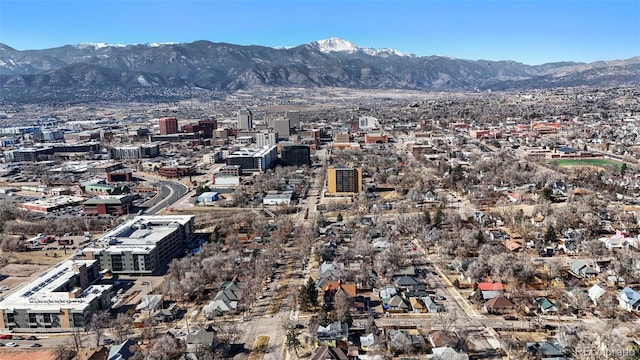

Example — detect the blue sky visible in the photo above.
[0,0,638,65]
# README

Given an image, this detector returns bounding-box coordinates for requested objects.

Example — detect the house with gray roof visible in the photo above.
[617,286,640,312]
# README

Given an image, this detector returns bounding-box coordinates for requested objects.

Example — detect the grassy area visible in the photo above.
[248,336,269,360]
[552,158,623,171]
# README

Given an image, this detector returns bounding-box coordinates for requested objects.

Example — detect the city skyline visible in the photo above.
[0,0,638,65]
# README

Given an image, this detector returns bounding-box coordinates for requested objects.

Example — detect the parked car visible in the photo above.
[6,342,17,347]
[12,336,23,340]
[103,338,114,345]
[0,334,11,339]
[30,343,42,347]
[503,315,518,321]
[27,336,37,340]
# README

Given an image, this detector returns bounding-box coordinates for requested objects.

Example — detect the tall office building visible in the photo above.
[159,117,179,135]
[256,132,278,148]
[327,166,362,195]
[281,145,311,167]
[271,118,291,138]
[287,111,301,129]
[237,108,253,130]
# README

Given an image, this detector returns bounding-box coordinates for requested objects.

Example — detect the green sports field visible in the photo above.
[552,158,623,171]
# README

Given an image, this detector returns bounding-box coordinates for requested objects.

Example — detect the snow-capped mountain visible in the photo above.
[310,37,408,57]
[0,38,638,103]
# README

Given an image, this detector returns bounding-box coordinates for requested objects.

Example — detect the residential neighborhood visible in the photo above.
[0,85,638,360]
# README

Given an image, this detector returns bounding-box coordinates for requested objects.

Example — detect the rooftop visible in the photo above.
[0,260,111,312]
[83,215,194,253]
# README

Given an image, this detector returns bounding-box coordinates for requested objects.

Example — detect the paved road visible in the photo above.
[136,177,189,215]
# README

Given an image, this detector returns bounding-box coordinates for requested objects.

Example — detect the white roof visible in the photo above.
[0,260,111,312]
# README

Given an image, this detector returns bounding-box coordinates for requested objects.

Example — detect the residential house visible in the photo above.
[607,275,626,288]
[484,296,516,314]
[388,329,425,355]
[588,285,606,306]
[409,297,425,313]
[420,296,439,313]
[617,286,640,312]
[203,282,240,318]
[525,342,565,358]
[316,321,349,347]
[360,333,379,352]
[570,260,598,279]
[427,347,470,360]
[108,339,137,360]
[379,285,397,302]
[76,348,109,360]
[322,280,356,304]
[429,331,463,350]
[536,297,558,313]
[393,275,421,290]
[185,325,217,353]
[476,282,504,301]
[135,294,163,313]
[386,295,409,313]
[310,345,348,360]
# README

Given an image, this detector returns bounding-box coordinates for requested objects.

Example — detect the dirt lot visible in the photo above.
[0,350,55,360]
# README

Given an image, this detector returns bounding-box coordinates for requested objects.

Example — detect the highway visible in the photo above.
[144,180,189,214]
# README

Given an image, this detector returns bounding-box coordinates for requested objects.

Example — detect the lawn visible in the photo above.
[552,158,623,171]
[248,336,269,360]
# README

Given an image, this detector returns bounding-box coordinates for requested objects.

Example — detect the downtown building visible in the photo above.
[226,146,278,174]
[0,260,111,332]
[82,215,195,275]
[237,108,253,130]
[327,166,362,195]
[281,145,311,167]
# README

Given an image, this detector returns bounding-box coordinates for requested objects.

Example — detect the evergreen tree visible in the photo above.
[544,226,557,245]
[434,208,444,228]
[423,210,431,226]
[298,277,318,310]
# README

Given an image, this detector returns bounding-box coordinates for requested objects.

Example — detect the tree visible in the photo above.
[333,290,353,325]
[423,209,431,226]
[285,326,302,358]
[298,277,319,311]
[540,187,553,202]
[87,310,111,347]
[111,313,133,342]
[544,225,557,245]
[336,212,343,222]
[146,334,185,360]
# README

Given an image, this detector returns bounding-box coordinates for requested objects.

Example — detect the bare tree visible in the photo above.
[146,334,185,360]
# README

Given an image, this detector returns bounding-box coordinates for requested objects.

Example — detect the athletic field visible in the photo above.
[552,158,623,171]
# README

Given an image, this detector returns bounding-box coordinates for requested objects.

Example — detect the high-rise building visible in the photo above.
[198,119,217,138]
[271,118,291,138]
[287,111,301,129]
[256,131,278,148]
[159,117,179,135]
[327,166,362,195]
[281,145,311,167]
[237,108,253,130]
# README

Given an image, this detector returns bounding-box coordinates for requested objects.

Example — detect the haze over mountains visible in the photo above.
[0,38,638,103]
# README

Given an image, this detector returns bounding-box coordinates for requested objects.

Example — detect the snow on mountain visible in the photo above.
[310,37,408,57]
[76,42,127,50]
[311,38,360,53]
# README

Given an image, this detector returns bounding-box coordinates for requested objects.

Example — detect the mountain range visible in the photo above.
[0,38,638,103]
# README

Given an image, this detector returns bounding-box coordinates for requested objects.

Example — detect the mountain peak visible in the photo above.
[309,38,407,57]
[311,38,359,53]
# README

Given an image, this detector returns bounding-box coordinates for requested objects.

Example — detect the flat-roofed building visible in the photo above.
[158,117,179,135]
[281,145,311,167]
[226,146,277,174]
[327,166,362,195]
[83,195,137,216]
[0,260,111,332]
[82,215,195,275]
[21,195,86,213]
